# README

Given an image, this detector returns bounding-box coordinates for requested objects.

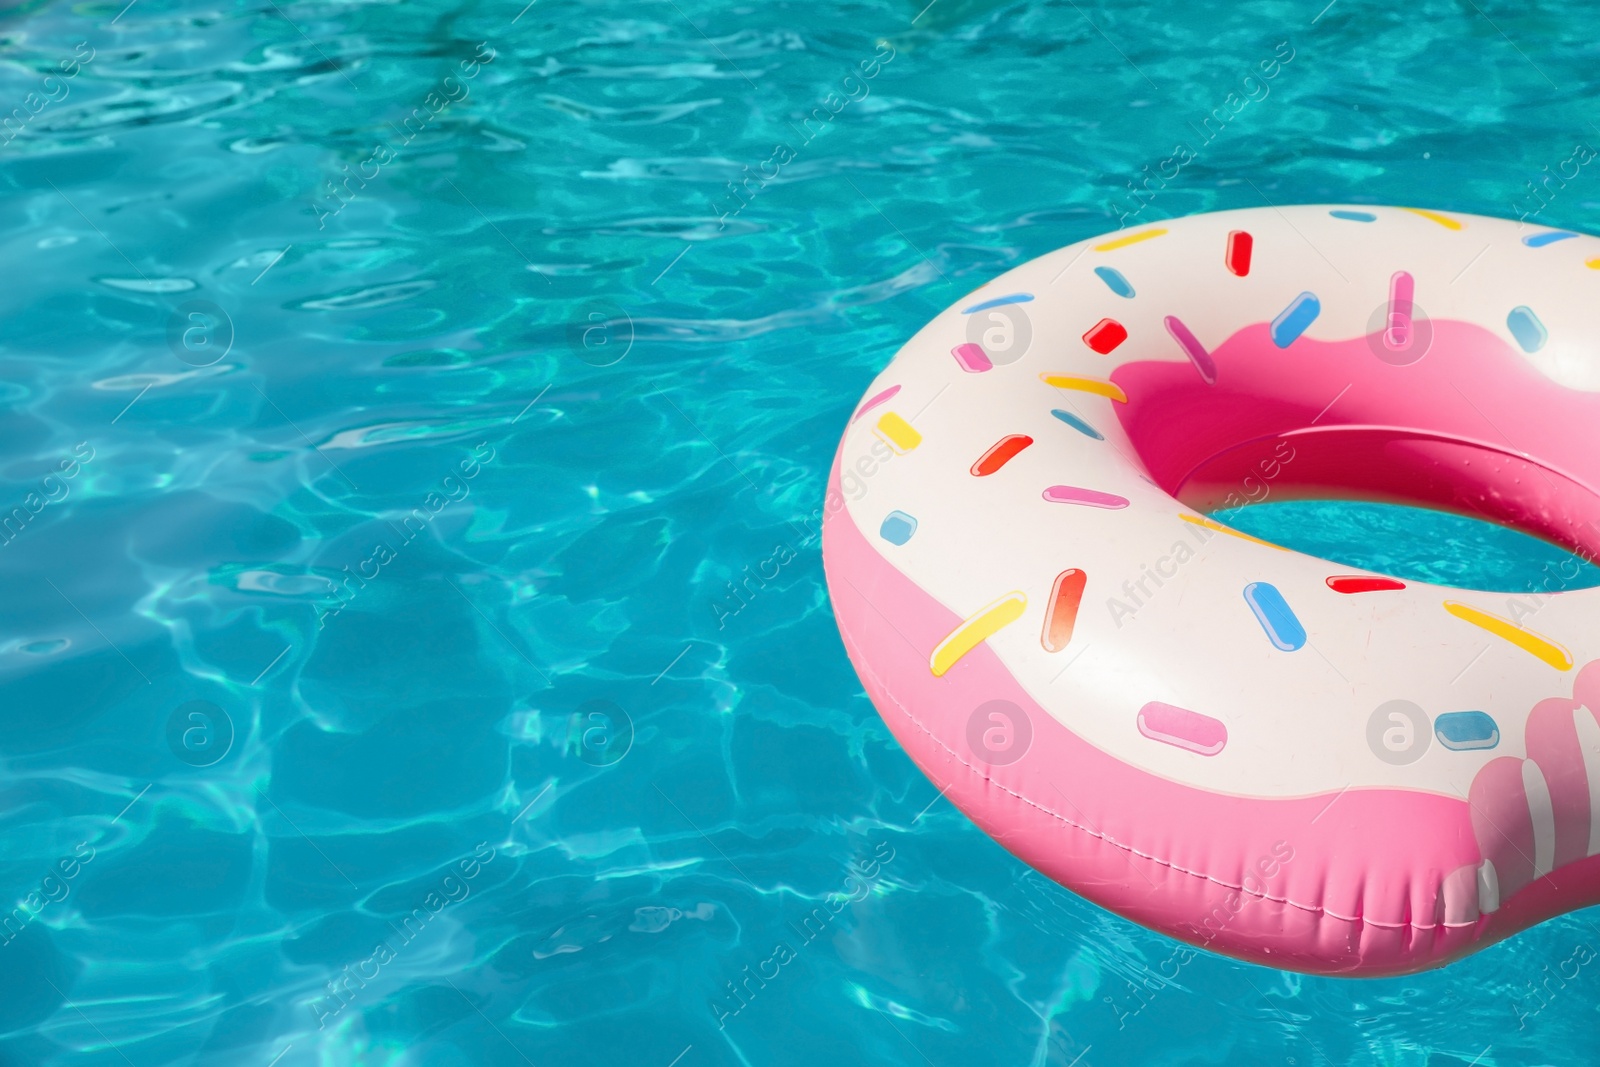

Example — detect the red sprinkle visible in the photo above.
[971,434,1033,476]
[1326,575,1407,593]
[1041,569,1087,652]
[1226,230,1253,276]
[1082,318,1128,354]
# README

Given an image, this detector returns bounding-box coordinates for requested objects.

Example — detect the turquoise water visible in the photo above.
[3,0,1600,1064]
[1216,501,1600,594]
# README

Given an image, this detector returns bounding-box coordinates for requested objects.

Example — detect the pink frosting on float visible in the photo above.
[1466,664,1600,913]
[1470,758,1536,902]
[1108,320,1600,560]
[1525,698,1590,871]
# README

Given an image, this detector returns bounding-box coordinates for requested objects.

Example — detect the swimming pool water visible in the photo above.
[2,0,1599,1064]
[1215,500,1600,594]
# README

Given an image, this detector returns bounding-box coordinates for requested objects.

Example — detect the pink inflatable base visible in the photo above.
[823,451,1600,976]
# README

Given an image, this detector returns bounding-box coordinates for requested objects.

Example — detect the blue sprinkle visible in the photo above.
[1523,230,1577,248]
[963,293,1034,314]
[1435,711,1500,752]
[879,510,918,545]
[1507,306,1548,353]
[1093,266,1136,298]
[1270,292,1321,349]
[1243,582,1306,651]
[1050,409,1104,440]
[1329,210,1377,222]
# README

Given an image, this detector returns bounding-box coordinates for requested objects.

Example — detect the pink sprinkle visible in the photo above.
[951,343,993,373]
[1041,485,1129,509]
[851,384,901,423]
[1163,316,1216,385]
[1385,271,1414,351]
[1137,701,1227,757]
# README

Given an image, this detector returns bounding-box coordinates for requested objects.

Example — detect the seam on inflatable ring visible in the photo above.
[839,621,1480,932]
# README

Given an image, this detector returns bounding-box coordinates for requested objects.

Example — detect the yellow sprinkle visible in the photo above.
[1402,208,1463,231]
[1179,514,1291,551]
[1443,601,1573,670]
[1093,228,1168,252]
[1586,257,1600,270]
[1039,374,1128,403]
[873,411,921,454]
[930,592,1027,677]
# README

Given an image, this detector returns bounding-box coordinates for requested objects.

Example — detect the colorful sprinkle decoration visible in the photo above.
[873,412,922,454]
[1384,271,1415,351]
[1041,569,1086,653]
[1270,292,1321,349]
[1083,318,1128,354]
[1040,374,1128,403]
[1506,306,1548,353]
[879,510,918,545]
[1050,409,1104,439]
[1402,207,1463,230]
[851,384,900,423]
[1327,576,1406,593]
[1042,485,1128,509]
[1243,582,1306,651]
[963,293,1034,314]
[1443,601,1572,670]
[951,342,993,373]
[971,434,1033,476]
[1093,228,1167,252]
[1137,701,1227,757]
[1225,230,1253,276]
[930,591,1027,677]
[1164,315,1216,385]
[1434,711,1500,751]
[1094,266,1136,298]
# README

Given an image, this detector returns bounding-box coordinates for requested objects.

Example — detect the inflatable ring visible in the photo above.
[822,205,1600,976]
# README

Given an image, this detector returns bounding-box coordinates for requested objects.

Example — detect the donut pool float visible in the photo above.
[821,205,1600,976]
